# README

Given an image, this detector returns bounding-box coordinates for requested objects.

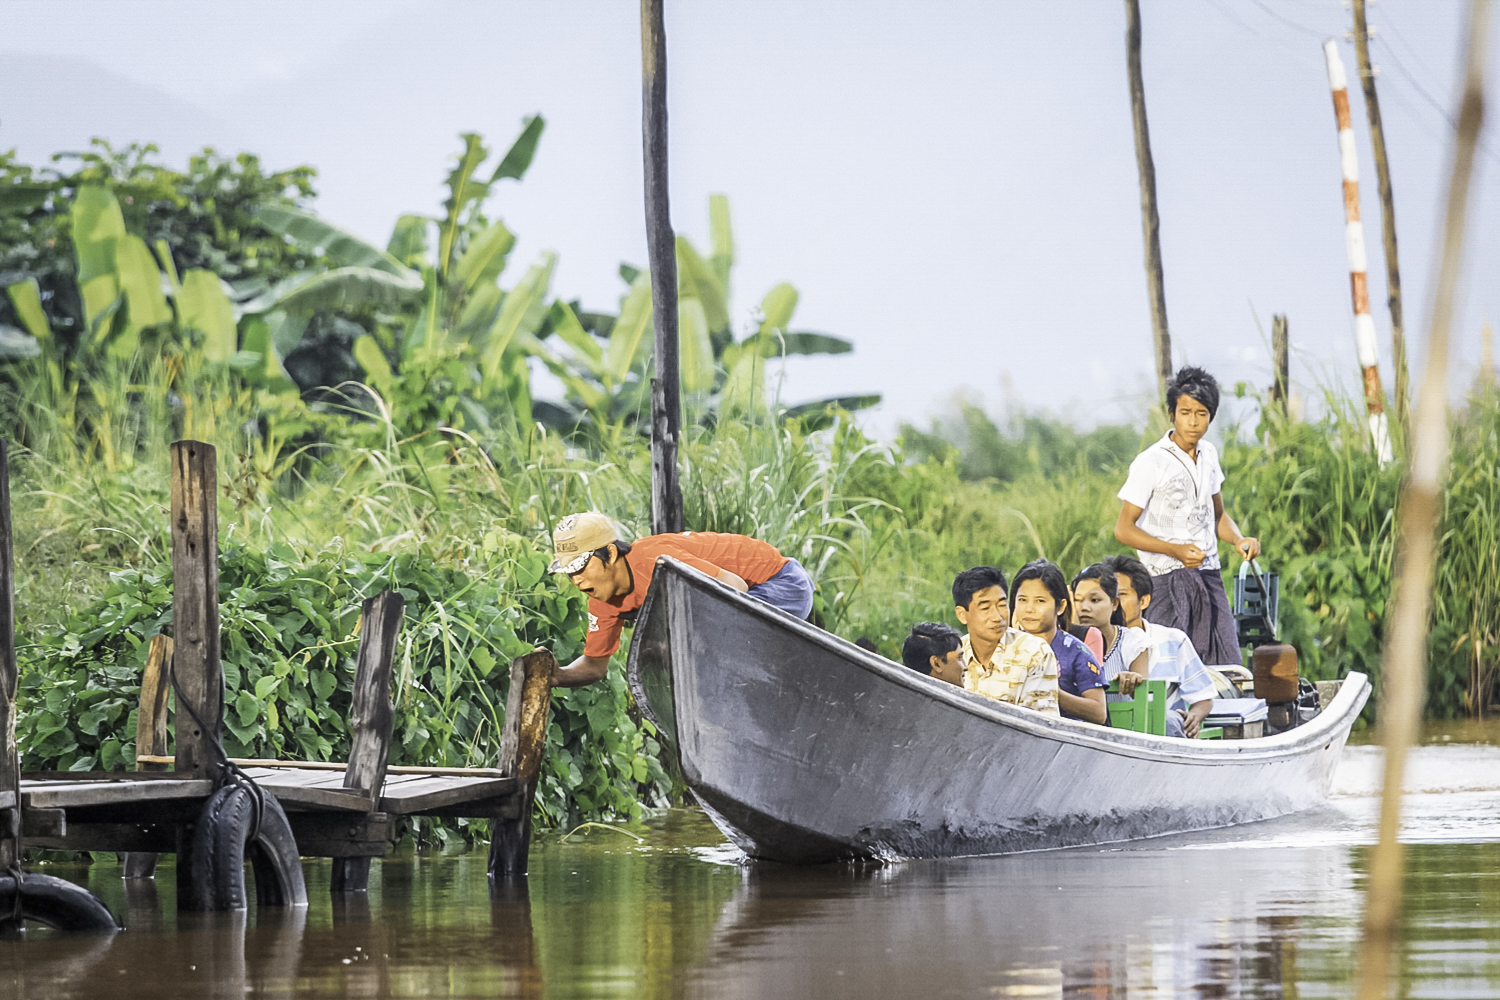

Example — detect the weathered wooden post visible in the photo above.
[1355,4,1489,998]
[1322,39,1394,463]
[1352,0,1410,432]
[642,0,685,535]
[170,440,224,909]
[330,590,405,893]
[1271,314,1290,411]
[489,650,556,879]
[0,440,19,881]
[1124,0,1173,410]
[123,634,173,877]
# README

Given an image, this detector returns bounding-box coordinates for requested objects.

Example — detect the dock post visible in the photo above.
[0,441,20,894]
[490,650,555,879]
[170,440,225,911]
[331,590,404,893]
[123,634,173,878]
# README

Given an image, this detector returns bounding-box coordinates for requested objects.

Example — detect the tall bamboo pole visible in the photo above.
[641,0,684,535]
[1323,40,1394,463]
[1354,4,1490,997]
[1124,0,1173,408]
[1353,0,1411,435]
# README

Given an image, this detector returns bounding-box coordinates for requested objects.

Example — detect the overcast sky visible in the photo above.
[1,0,1495,436]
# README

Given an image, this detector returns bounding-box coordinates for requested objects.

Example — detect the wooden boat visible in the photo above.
[626,557,1372,864]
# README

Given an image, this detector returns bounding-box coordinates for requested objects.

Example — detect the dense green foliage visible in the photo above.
[2,129,1497,847]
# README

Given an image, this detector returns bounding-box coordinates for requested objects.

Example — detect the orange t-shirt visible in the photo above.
[583,532,789,657]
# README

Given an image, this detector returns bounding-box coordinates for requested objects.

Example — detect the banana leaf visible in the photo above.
[255,204,414,278]
[387,214,430,269]
[6,279,51,342]
[708,194,733,291]
[452,220,515,292]
[782,394,882,431]
[251,266,425,316]
[438,134,490,277]
[490,115,545,183]
[781,331,852,356]
[549,301,604,376]
[72,186,124,330]
[605,274,653,385]
[115,234,172,335]
[479,253,555,390]
[177,269,237,362]
[679,297,714,394]
[676,237,729,333]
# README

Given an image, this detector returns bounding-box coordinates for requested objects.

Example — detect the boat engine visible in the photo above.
[1235,563,1310,734]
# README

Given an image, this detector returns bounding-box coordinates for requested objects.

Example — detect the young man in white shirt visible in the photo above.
[1113,367,1259,670]
[1105,556,1219,738]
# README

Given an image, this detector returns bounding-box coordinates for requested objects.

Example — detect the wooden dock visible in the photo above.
[0,440,555,924]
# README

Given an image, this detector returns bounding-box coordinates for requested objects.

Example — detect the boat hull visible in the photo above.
[627,558,1371,864]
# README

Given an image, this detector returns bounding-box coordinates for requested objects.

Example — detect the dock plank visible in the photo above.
[20,777,212,809]
[378,775,517,814]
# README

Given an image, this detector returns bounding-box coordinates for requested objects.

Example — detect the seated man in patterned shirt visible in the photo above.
[951,566,1060,716]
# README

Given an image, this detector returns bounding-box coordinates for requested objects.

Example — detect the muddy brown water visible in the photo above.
[3,725,1498,998]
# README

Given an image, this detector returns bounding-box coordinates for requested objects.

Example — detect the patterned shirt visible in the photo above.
[1142,621,1219,712]
[960,630,1060,717]
[1118,430,1226,576]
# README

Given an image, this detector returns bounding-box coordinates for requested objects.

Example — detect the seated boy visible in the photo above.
[1103,555,1218,738]
[900,622,965,686]
[952,566,1060,716]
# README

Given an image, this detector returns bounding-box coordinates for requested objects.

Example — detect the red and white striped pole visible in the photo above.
[1324,38,1393,462]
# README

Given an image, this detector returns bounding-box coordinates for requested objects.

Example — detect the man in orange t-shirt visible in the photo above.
[546,512,815,687]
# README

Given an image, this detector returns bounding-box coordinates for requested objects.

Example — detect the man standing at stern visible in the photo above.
[1113,366,1260,671]
[548,512,815,687]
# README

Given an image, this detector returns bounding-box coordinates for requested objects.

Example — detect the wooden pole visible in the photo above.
[489,650,555,879]
[123,634,173,878]
[1323,40,1394,463]
[1271,314,1290,411]
[1352,0,1411,435]
[642,0,684,535]
[0,440,18,877]
[1355,4,1489,997]
[1124,0,1173,409]
[331,590,404,893]
[170,440,224,911]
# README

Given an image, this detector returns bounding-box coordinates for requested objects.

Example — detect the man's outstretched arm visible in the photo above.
[1212,493,1260,560]
[553,654,611,688]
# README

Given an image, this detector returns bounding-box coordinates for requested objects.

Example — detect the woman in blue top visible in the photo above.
[1011,560,1108,725]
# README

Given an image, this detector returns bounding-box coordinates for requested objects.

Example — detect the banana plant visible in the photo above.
[526,195,879,432]
[2,184,301,465]
[247,120,554,440]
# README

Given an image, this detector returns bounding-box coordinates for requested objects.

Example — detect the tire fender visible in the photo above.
[0,873,120,933]
[184,784,308,912]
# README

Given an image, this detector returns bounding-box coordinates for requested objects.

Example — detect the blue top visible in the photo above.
[1050,629,1107,721]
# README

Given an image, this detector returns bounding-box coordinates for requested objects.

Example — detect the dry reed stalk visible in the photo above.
[1355,3,1490,997]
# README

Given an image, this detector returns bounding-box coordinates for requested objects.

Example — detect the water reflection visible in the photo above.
[0,738,1495,998]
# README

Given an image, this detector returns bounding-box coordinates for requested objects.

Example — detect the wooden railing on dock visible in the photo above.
[1,438,555,915]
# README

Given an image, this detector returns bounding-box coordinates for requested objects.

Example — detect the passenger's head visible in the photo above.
[1166,366,1220,448]
[1103,555,1153,628]
[1071,563,1125,630]
[854,637,879,654]
[1011,560,1069,639]
[953,566,1009,644]
[901,622,964,685]
[550,512,634,600]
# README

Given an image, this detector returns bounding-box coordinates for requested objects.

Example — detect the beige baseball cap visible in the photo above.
[548,512,620,574]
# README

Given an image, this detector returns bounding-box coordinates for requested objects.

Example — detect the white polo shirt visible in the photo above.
[1118,430,1224,576]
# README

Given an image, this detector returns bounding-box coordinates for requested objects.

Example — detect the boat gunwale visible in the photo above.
[637,557,1369,768]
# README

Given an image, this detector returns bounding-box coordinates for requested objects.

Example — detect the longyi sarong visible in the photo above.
[1143,567,1241,667]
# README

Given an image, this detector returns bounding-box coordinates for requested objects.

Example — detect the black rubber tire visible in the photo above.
[0,873,120,933]
[184,784,308,912]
